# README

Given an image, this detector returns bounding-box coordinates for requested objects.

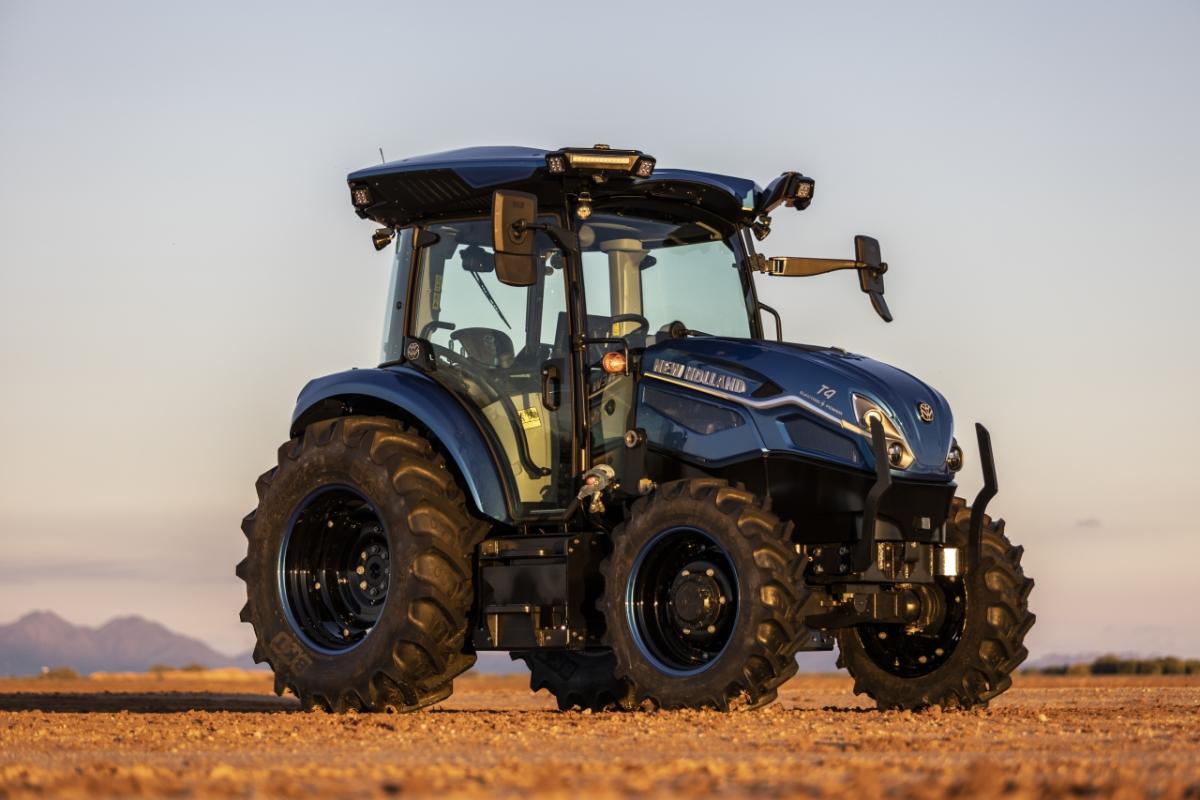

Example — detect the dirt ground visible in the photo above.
[0,670,1196,799]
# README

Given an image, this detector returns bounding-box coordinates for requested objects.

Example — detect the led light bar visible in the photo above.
[546,145,654,178]
[566,151,639,170]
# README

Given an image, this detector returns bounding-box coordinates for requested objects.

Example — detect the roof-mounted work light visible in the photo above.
[545,145,655,179]
[350,183,373,208]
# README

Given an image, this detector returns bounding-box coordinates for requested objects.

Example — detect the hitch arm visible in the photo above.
[855,418,893,569]
[968,423,998,568]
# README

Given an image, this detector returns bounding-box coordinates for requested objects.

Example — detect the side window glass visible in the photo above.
[408,219,573,514]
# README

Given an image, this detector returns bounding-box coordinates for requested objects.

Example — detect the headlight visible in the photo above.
[851,394,914,469]
[946,438,964,472]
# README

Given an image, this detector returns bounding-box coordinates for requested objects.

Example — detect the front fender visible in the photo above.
[290,366,509,524]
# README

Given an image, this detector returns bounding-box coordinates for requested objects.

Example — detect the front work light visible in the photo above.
[791,178,814,203]
[851,394,914,470]
[946,439,964,472]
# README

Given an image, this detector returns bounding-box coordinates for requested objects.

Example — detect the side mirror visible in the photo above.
[491,190,538,286]
[760,235,893,323]
[854,235,892,323]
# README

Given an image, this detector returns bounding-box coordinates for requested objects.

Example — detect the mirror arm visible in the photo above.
[514,220,579,253]
[760,256,862,277]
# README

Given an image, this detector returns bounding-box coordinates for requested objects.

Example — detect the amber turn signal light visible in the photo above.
[601,351,627,374]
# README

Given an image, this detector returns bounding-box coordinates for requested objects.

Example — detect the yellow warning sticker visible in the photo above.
[517,407,542,430]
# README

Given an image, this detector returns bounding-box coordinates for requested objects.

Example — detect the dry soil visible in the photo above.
[0,670,1197,798]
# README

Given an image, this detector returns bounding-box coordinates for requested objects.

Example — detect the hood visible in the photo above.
[641,337,955,479]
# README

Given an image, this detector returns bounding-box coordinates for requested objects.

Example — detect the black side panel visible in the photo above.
[472,534,607,650]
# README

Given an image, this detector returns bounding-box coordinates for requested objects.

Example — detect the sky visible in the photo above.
[1,1,1198,659]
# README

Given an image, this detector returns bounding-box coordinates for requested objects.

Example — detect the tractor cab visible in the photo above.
[353,145,888,524]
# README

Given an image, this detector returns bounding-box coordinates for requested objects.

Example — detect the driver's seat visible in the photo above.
[449,328,514,369]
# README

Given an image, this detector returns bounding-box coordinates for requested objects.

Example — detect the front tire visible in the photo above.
[236,416,487,712]
[835,498,1035,710]
[601,479,806,710]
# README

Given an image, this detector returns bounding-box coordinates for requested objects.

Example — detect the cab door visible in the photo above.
[408,218,575,518]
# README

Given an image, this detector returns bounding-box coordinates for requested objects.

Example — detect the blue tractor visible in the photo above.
[237,145,1034,712]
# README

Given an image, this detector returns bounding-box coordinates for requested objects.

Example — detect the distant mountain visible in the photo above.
[0,611,845,679]
[0,611,256,676]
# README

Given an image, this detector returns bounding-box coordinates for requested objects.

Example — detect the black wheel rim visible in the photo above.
[625,527,738,675]
[859,577,966,677]
[278,485,391,653]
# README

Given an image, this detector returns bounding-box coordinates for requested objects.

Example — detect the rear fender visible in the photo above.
[290,366,510,524]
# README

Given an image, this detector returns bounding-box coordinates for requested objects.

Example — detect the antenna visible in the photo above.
[379,147,386,164]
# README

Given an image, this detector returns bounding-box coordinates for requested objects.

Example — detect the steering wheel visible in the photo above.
[428,342,503,405]
[609,313,650,336]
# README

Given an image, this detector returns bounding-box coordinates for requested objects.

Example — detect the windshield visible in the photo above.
[578,213,755,465]
[578,214,754,342]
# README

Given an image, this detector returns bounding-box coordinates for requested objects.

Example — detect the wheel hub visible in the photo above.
[348,535,390,605]
[626,528,739,675]
[279,486,391,653]
[860,577,965,677]
[669,566,724,631]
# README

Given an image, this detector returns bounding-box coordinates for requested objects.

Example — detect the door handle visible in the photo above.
[541,363,561,411]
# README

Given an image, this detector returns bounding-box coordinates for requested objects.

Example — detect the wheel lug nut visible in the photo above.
[342,628,350,637]
[356,566,366,575]
[706,625,716,634]
[934,648,944,656]
[705,568,714,577]
[327,520,334,528]
[361,551,368,560]
[359,580,368,590]
[681,570,690,577]
[918,655,928,664]
[682,628,692,635]
[313,582,321,590]
[718,596,726,605]
[878,631,888,640]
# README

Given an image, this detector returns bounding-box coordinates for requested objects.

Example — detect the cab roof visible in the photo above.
[347,146,766,230]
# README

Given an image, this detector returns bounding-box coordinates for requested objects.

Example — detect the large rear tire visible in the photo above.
[600,479,806,710]
[237,416,487,712]
[835,498,1034,710]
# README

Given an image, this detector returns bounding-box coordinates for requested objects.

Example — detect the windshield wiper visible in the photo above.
[470,272,511,330]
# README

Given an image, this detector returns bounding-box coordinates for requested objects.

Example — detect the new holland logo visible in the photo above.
[918,402,935,424]
[651,358,748,395]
